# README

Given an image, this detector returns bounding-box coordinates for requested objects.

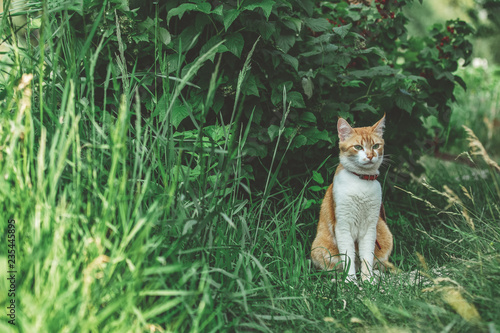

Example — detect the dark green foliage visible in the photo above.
[61,0,473,194]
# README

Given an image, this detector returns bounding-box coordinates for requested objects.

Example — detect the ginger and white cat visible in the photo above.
[311,115,394,283]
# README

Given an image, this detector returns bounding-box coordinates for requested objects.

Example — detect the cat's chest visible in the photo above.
[333,169,382,215]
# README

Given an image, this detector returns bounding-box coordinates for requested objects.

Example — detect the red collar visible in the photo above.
[351,172,379,181]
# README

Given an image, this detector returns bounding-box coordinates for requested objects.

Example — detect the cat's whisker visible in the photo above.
[381,158,395,166]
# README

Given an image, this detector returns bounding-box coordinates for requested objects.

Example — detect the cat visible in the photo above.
[311,115,394,283]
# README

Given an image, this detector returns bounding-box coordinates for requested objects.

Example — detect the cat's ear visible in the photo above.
[372,114,385,137]
[337,118,354,142]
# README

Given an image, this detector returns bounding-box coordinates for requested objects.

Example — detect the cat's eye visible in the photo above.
[353,145,363,150]
[373,143,381,149]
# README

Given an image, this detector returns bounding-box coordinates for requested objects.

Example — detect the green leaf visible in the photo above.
[200,35,228,61]
[177,26,200,52]
[291,134,308,148]
[301,128,332,144]
[312,170,324,184]
[258,21,276,40]
[280,53,298,72]
[349,66,398,78]
[454,75,467,91]
[212,5,223,16]
[139,17,154,31]
[299,45,323,58]
[245,140,268,158]
[243,0,275,19]
[158,28,171,46]
[243,74,260,97]
[342,80,365,88]
[302,77,314,99]
[407,75,427,82]
[284,127,297,139]
[172,104,189,129]
[352,103,377,114]
[275,33,295,53]
[337,54,351,68]
[282,17,302,32]
[395,94,414,113]
[226,33,244,58]
[299,111,316,123]
[358,46,386,58]
[131,33,149,43]
[347,11,361,21]
[303,199,314,210]
[287,91,305,108]
[223,8,241,31]
[304,18,331,32]
[296,0,313,16]
[167,4,195,24]
[332,23,352,39]
[309,185,325,192]
[167,3,212,24]
[268,125,279,141]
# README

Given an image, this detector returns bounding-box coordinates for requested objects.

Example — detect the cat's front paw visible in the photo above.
[344,274,358,284]
[361,273,379,285]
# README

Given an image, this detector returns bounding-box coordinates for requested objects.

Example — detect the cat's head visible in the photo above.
[337,115,385,174]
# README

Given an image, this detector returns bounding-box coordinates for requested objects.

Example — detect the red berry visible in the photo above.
[390,12,395,19]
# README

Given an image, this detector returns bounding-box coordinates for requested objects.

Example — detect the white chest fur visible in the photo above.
[333,169,382,237]
[332,168,382,279]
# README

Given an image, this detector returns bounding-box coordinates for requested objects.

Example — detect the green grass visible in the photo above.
[0,3,499,333]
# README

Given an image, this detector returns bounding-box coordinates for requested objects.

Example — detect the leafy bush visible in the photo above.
[47,0,473,194]
[2,0,474,193]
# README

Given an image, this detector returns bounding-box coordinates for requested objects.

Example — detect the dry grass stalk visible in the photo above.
[463,125,500,173]
[416,252,428,271]
[423,276,481,323]
[420,180,475,230]
[395,185,437,210]
[441,287,481,323]
[442,185,475,231]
